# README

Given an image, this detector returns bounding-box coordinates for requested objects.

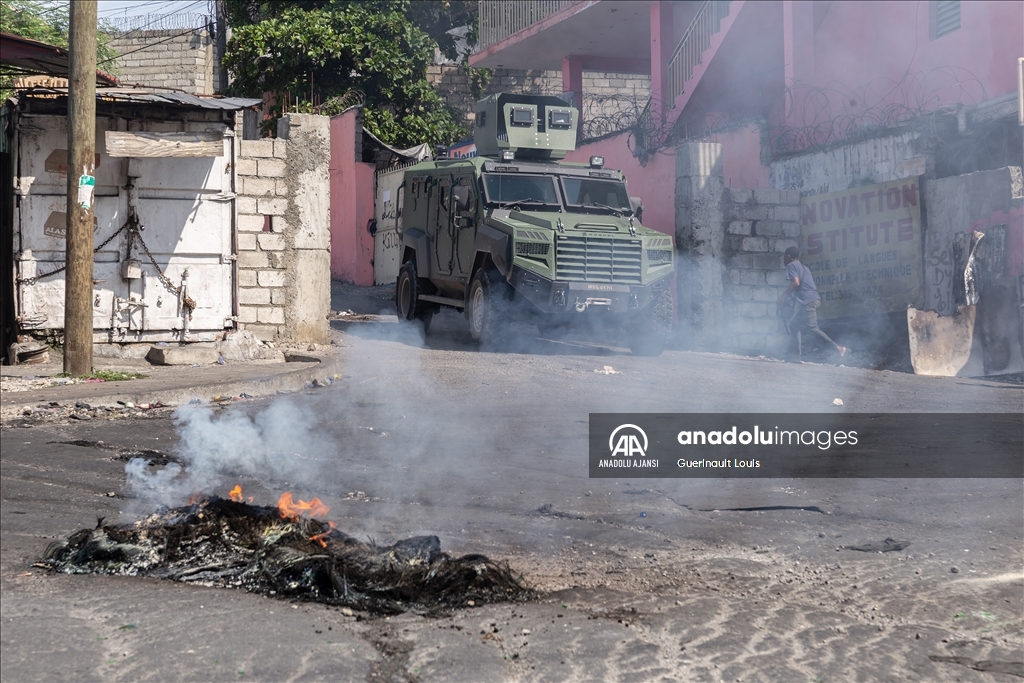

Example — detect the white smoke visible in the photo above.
[123,399,327,514]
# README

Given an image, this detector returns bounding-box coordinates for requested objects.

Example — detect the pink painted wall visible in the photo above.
[812,1,1021,112]
[329,109,375,285]
[708,123,769,189]
[564,132,676,238]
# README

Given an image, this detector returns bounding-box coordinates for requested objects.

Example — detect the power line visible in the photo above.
[97,22,207,65]
[97,0,185,15]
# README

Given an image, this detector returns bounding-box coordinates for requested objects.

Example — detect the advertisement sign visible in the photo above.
[447,138,476,159]
[800,179,923,318]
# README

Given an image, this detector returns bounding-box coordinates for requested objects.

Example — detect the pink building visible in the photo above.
[472,1,1022,365]
[471,0,1023,229]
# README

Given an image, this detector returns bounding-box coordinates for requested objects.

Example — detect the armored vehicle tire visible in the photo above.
[396,261,433,332]
[629,288,672,356]
[467,267,510,345]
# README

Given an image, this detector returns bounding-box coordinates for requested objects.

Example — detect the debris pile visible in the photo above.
[41,495,532,615]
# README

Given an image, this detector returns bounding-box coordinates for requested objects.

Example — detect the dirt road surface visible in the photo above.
[3,315,1022,682]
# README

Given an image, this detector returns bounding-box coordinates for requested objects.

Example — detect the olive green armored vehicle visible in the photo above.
[396,93,674,355]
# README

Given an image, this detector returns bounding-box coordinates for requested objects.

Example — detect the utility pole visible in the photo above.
[64,0,97,376]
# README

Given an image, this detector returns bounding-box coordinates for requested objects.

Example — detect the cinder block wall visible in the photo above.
[428,66,650,128]
[235,114,331,344]
[675,142,801,355]
[721,188,802,354]
[109,28,219,94]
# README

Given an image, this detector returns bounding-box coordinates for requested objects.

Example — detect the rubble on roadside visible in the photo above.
[0,400,175,427]
[1,375,86,393]
[0,370,345,427]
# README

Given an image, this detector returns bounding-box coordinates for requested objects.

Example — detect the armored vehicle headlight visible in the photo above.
[501,150,516,161]
[589,155,605,168]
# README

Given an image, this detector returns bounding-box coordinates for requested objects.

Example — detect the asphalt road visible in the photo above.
[2,312,1022,683]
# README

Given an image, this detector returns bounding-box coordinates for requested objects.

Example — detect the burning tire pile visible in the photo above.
[41,490,532,615]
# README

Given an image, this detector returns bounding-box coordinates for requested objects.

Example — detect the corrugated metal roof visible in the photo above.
[18,87,263,111]
[1,32,120,86]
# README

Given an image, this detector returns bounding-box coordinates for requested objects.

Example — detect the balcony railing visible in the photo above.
[666,0,732,103]
[478,0,580,50]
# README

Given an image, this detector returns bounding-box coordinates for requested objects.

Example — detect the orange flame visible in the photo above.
[310,521,337,548]
[229,485,244,503]
[277,491,331,521]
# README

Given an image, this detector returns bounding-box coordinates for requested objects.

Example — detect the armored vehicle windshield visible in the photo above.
[560,177,632,214]
[482,173,560,209]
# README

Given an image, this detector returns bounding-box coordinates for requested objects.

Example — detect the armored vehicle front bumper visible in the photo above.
[509,265,670,314]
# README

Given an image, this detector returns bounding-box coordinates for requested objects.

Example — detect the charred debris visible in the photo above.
[41,495,532,615]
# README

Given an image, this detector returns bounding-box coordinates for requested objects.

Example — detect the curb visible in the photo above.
[1,354,346,412]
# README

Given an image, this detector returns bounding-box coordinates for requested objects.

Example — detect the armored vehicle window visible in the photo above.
[561,177,631,212]
[483,173,560,207]
[548,110,572,128]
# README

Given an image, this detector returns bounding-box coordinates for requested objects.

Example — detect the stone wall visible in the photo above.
[109,28,220,95]
[428,65,650,133]
[235,114,331,343]
[675,142,801,355]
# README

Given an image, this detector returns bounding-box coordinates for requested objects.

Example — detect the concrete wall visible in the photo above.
[921,166,1024,315]
[235,114,331,343]
[720,186,802,355]
[109,28,221,95]
[711,122,770,190]
[674,142,728,349]
[769,131,924,197]
[328,109,376,285]
[674,142,801,354]
[428,65,650,136]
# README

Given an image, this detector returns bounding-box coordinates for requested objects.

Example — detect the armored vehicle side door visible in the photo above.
[429,177,454,276]
[452,176,477,279]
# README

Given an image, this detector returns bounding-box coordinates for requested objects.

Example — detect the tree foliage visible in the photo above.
[0,0,121,73]
[223,0,477,148]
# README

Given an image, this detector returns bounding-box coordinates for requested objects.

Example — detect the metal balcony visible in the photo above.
[478,0,582,50]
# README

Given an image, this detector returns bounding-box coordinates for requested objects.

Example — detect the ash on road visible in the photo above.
[2,320,1022,682]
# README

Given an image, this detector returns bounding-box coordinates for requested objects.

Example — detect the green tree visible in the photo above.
[0,0,120,76]
[223,0,477,147]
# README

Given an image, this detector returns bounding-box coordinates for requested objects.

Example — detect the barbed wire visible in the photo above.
[763,67,988,157]
[106,10,211,34]
[577,90,650,143]
[610,66,997,167]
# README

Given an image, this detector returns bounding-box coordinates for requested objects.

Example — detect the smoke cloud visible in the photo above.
[123,399,328,516]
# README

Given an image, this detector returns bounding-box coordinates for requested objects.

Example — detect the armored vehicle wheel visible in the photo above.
[467,267,510,345]
[629,288,672,356]
[396,261,433,332]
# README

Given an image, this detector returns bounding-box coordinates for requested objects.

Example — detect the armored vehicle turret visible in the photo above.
[395,93,674,355]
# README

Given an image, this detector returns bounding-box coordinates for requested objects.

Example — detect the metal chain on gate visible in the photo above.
[16,217,197,315]
[132,227,196,314]
[16,222,129,286]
